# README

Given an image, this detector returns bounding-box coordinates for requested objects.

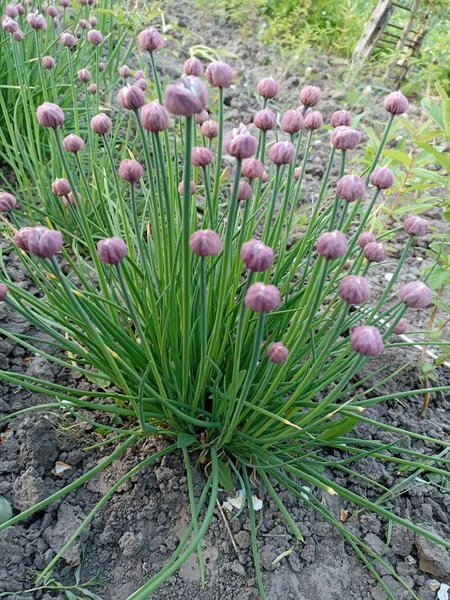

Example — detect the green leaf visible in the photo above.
[421,98,445,130]
[0,496,12,525]
[421,363,435,374]
[217,459,234,491]
[392,203,435,215]
[428,267,450,290]
[442,98,450,141]
[415,142,450,170]
[417,130,443,143]
[382,149,412,167]
[410,168,447,186]
[320,417,358,441]
[177,433,198,448]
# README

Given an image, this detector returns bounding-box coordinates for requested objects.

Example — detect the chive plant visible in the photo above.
[1,4,450,600]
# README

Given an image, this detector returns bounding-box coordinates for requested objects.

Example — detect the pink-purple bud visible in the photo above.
[135,78,148,92]
[393,318,408,335]
[184,56,203,77]
[336,174,366,202]
[5,4,18,17]
[245,283,280,313]
[225,125,258,159]
[28,13,47,30]
[97,237,128,265]
[178,181,196,195]
[235,180,252,201]
[403,215,428,237]
[189,229,222,257]
[269,140,296,166]
[16,3,25,15]
[384,91,409,115]
[316,230,347,259]
[254,108,276,131]
[241,240,273,272]
[331,126,361,151]
[14,227,33,251]
[64,191,78,207]
[77,68,91,83]
[241,157,264,179]
[60,0,70,7]
[370,166,395,189]
[196,110,209,125]
[351,326,384,357]
[262,171,269,184]
[36,102,64,128]
[98,62,105,71]
[118,85,145,110]
[79,19,90,29]
[191,147,213,167]
[13,29,24,42]
[339,275,371,305]
[293,167,301,181]
[205,61,234,88]
[118,159,144,183]
[2,15,19,33]
[87,28,102,44]
[363,242,387,263]
[63,134,84,153]
[47,6,58,18]
[135,69,145,81]
[201,120,219,139]
[27,226,63,258]
[281,109,303,134]
[304,110,323,131]
[118,64,130,78]
[0,284,7,301]
[137,27,164,52]
[299,85,321,107]
[90,112,112,135]
[256,77,280,99]
[51,178,71,197]
[89,16,98,26]
[267,342,289,364]
[330,110,351,128]
[88,83,97,95]
[399,281,432,309]
[141,100,170,132]
[60,32,76,47]
[358,231,376,248]
[0,192,17,212]
[164,76,208,117]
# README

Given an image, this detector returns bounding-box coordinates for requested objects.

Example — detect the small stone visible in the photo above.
[415,528,450,579]
[287,550,302,573]
[391,524,414,556]
[230,560,246,577]
[234,530,251,550]
[364,533,386,556]
[426,579,440,591]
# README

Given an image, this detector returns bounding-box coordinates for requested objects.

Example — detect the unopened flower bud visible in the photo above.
[0,284,7,301]
[88,83,97,94]
[201,120,218,139]
[0,192,16,212]
[242,157,264,179]
[293,167,301,180]
[27,226,63,258]
[98,61,105,71]
[118,159,143,183]
[141,100,170,132]
[29,13,47,30]
[245,282,280,313]
[256,77,280,99]
[178,181,196,195]
[64,191,78,207]
[51,178,71,197]
[118,64,130,78]
[196,109,209,125]
[241,240,273,271]
[351,326,384,357]
[42,56,56,69]
[339,275,371,305]
[299,85,321,107]
[399,281,432,309]
[262,171,269,184]
[79,19,90,29]
[63,133,84,153]
[304,110,323,130]
[2,15,19,33]
[235,180,252,201]
[137,27,164,52]
[60,0,70,7]
[184,56,203,77]
[269,140,296,166]
[16,3,25,15]
[191,146,213,167]
[358,231,376,248]
[77,68,91,83]
[267,342,288,364]
[281,109,303,134]
[343,260,352,270]
[331,126,361,150]
[87,28,102,44]
[393,318,408,335]
[316,230,347,259]
[363,242,387,263]
[13,29,24,41]
[164,76,208,117]
[225,124,257,159]
[135,80,147,93]
[5,4,18,17]
[97,237,127,265]
[370,166,394,189]
[384,91,408,115]
[90,112,112,135]
[135,69,145,80]
[205,61,234,88]
[89,16,98,26]
[254,108,276,131]
[36,102,64,128]
[47,6,58,18]
[330,110,351,127]
[403,215,428,237]
[60,31,76,47]
[14,227,33,251]
[336,174,365,202]
[189,229,222,256]
[118,85,145,110]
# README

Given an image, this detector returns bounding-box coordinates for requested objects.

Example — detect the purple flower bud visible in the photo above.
[245,283,280,313]
[262,171,269,184]
[384,91,408,115]
[358,231,376,248]
[330,110,351,127]
[343,260,352,270]
[304,110,323,131]
[118,64,130,78]
[97,237,128,265]
[87,28,102,44]
[60,0,70,7]
[269,140,296,166]
[336,174,365,202]
[36,102,64,128]
[118,159,144,183]
[241,157,264,179]
[64,191,78,207]
[399,281,432,309]
[0,192,17,212]
[254,108,276,131]
[88,83,97,95]
[13,29,24,41]
[51,178,71,197]
[393,318,408,335]
[363,242,387,263]
[189,229,222,256]
[5,4,18,17]
[14,227,33,251]
[403,215,428,237]
[281,109,303,134]
[241,240,273,271]
[293,167,301,181]
[98,61,105,71]
[339,275,371,305]
[235,180,252,201]
[63,133,84,153]
[28,13,46,30]
[351,326,384,357]
[331,126,361,151]
[184,56,203,77]
[77,68,91,82]
[164,76,208,117]
[205,61,234,88]
[0,284,8,301]
[137,27,164,52]
[135,69,145,80]
[118,85,145,110]
[27,226,63,258]
[47,6,58,18]
[89,16,98,26]
[141,100,170,132]
[2,15,19,33]
[267,342,289,364]
[191,146,213,167]
[195,109,209,125]
[135,78,148,91]
[256,77,280,99]
[79,19,90,29]
[90,112,112,135]
[299,85,321,107]
[201,120,218,139]
[178,181,196,195]
[16,3,25,15]
[316,230,347,259]
[370,166,394,189]
[225,124,257,159]
[60,32,76,47]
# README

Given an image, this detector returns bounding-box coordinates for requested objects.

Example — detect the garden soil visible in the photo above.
[1,1,449,599]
